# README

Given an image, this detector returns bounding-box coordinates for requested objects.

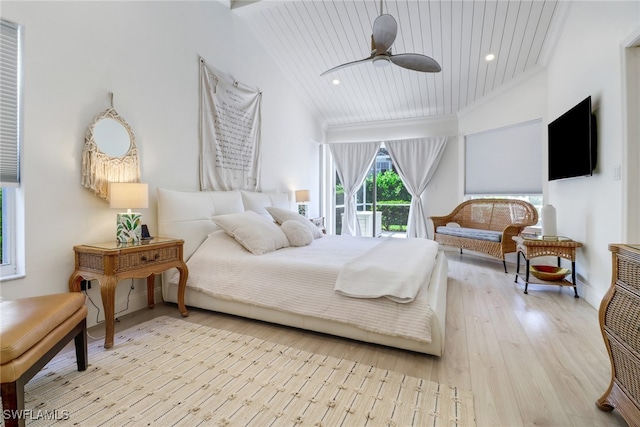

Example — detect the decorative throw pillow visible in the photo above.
[212,211,289,255]
[280,220,314,247]
[265,206,323,239]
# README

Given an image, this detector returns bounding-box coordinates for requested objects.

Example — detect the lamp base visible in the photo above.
[298,204,308,217]
[116,212,142,244]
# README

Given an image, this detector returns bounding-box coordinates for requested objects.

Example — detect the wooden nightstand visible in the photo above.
[69,237,189,348]
[513,235,583,297]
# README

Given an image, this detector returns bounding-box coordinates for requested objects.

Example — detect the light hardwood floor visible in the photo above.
[89,249,627,427]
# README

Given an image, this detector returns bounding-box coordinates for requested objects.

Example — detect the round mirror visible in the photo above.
[82,107,140,201]
[93,118,131,157]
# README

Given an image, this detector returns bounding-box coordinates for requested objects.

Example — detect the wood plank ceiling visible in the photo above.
[231,0,563,128]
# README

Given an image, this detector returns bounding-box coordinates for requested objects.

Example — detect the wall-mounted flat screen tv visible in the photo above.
[547,96,597,181]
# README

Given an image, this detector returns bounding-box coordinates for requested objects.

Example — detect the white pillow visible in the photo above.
[240,191,290,218]
[280,220,314,247]
[265,206,323,239]
[212,211,289,255]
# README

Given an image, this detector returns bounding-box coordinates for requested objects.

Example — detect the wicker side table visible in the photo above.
[69,237,189,348]
[512,235,583,297]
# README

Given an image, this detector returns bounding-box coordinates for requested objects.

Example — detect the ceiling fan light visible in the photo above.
[372,56,391,68]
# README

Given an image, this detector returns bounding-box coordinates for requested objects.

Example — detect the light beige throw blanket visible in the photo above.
[334,237,439,303]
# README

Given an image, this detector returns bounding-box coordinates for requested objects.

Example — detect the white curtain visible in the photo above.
[385,137,448,239]
[330,142,381,236]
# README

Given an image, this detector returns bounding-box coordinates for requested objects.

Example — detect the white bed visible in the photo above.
[157,188,448,356]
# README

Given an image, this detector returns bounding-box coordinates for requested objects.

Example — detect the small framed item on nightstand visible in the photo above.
[309,217,326,234]
[141,224,152,240]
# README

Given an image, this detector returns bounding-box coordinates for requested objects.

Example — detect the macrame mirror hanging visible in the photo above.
[82,93,140,201]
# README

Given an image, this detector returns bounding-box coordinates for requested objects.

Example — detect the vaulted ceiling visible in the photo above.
[231,0,566,128]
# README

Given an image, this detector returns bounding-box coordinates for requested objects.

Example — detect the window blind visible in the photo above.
[0,19,22,187]
[465,119,542,195]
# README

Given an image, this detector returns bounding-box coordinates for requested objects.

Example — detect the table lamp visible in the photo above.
[109,182,148,243]
[295,189,310,217]
[541,204,557,239]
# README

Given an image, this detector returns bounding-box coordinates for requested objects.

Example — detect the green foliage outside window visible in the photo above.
[365,170,411,202]
[335,170,411,232]
[376,202,410,231]
[366,170,410,231]
[335,182,344,205]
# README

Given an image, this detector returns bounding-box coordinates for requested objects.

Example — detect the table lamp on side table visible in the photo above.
[295,189,310,217]
[109,182,148,243]
[542,204,557,240]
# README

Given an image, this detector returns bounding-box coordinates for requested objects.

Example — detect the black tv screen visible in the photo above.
[547,96,597,181]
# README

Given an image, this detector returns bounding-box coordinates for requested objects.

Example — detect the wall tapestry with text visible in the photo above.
[199,58,262,191]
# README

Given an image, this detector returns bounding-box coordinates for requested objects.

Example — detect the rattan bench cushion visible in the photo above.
[435,226,502,242]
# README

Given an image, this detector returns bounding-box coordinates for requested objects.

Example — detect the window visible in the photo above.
[464,119,543,196]
[334,146,410,237]
[464,119,543,223]
[1,19,24,280]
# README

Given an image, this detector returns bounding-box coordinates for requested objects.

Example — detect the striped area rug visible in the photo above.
[23,316,475,426]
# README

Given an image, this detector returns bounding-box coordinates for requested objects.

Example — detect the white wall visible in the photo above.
[325,114,458,143]
[0,1,323,326]
[457,68,548,143]
[458,1,639,308]
[624,45,640,242]
[546,1,639,307]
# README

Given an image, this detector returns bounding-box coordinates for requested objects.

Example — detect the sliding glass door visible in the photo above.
[334,146,410,237]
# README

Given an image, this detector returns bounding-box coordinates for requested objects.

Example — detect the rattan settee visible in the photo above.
[430,199,538,272]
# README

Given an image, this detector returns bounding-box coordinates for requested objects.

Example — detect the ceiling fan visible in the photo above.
[321,1,441,76]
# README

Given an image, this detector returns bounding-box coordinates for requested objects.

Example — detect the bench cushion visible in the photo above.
[435,226,502,242]
[0,293,86,364]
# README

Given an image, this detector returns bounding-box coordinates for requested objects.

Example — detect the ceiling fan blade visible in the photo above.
[372,14,397,54]
[320,56,374,76]
[390,53,441,72]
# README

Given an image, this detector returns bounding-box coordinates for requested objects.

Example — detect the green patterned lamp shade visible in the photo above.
[109,182,148,243]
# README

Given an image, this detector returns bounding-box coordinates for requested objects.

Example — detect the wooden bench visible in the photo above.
[1,293,87,427]
[430,199,538,272]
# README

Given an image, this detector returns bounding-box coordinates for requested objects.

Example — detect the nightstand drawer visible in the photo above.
[116,246,179,272]
[605,286,640,349]
[76,252,105,273]
[607,336,640,404]
[617,253,640,294]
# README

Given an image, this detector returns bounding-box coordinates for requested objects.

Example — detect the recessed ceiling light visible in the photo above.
[332,79,340,85]
[485,53,496,61]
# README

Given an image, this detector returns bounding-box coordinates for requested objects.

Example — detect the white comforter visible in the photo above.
[334,237,439,303]
[171,231,439,343]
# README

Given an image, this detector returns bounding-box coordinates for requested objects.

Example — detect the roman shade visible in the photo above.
[0,19,22,187]
[465,119,542,195]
